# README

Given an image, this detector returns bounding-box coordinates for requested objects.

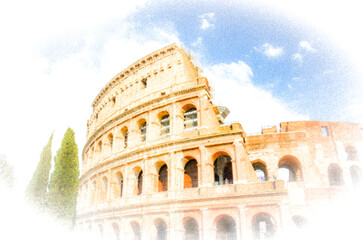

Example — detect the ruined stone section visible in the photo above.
[76,44,363,240]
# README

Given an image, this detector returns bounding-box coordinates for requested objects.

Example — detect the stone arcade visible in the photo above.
[76,44,363,240]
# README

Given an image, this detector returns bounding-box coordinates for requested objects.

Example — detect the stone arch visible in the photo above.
[278,155,303,182]
[183,217,199,240]
[112,222,120,240]
[184,159,198,189]
[346,145,358,161]
[131,221,141,240]
[155,161,168,192]
[182,104,198,130]
[107,133,114,153]
[121,126,129,148]
[350,165,361,188]
[328,163,344,186]
[138,119,147,142]
[90,145,95,166]
[133,167,143,195]
[158,111,170,136]
[97,140,103,155]
[98,224,104,239]
[251,212,276,240]
[252,160,268,182]
[115,171,124,198]
[100,176,108,202]
[212,152,233,185]
[154,218,167,240]
[214,215,237,240]
[291,215,308,229]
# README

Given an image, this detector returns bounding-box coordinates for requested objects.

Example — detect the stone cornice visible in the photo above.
[92,43,179,109]
[83,84,209,156]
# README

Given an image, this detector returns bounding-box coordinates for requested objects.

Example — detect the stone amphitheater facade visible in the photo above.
[76,43,363,240]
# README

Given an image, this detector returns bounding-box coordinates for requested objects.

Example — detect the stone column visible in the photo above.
[238,205,248,240]
[234,139,256,183]
[200,146,213,187]
[106,170,112,205]
[171,102,184,137]
[278,202,289,239]
[201,208,213,240]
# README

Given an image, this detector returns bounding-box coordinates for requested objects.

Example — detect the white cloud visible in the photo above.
[199,12,215,30]
[299,40,317,52]
[254,43,284,58]
[292,53,303,63]
[203,61,308,134]
[0,1,180,194]
[191,37,203,47]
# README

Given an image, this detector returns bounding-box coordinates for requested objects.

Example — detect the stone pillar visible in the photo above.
[238,205,248,240]
[106,170,112,205]
[278,202,289,239]
[148,110,160,141]
[171,102,184,136]
[169,210,183,240]
[200,146,213,187]
[169,151,184,196]
[124,164,135,197]
[201,208,213,240]
[129,119,140,147]
[234,139,256,183]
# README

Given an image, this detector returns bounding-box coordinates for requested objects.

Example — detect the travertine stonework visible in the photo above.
[76,44,363,240]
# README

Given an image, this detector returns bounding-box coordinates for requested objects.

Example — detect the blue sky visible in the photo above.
[0,0,362,193]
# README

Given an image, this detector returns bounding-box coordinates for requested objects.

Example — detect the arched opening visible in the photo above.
[253,161,268,182]
[278,156,303,182]
[346,146,358,161]
[112,223,120,240]
[216,215,236,240]
[184,107,198,130]
[350,166,361,188]
[139,120,147,142]
[160,113,170,136]
[101,176,108,202]
[91,181,96,205]
[98,141,103,154]
[131,222,141,240]
[98,224,104,239]
[214,155,233,185]
[184,218,199,240]
[108,133,114,152]
[184,159,198,189]
[137,170,143,195]
[155,219,167,240]
[328,163,344,186]
[121,126,128,148]
[116,172,124,198]
[292,215,307,229]
[252,213,276,240]
[158,164,168,192]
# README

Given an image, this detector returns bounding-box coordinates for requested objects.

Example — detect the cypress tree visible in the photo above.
[47,128,79,228]
[25,133,53,210]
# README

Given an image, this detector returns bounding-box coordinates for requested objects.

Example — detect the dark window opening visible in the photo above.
[184,218,199,240]
[137,171,143,195]
[184,160,198,188]
[184,108,197,130]
[214,155,233,185]
[158,164,168,192]
[252,213,276,240]
[216,216,236,240]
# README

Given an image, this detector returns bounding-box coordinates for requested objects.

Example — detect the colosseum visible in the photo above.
[76,43,363,240]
